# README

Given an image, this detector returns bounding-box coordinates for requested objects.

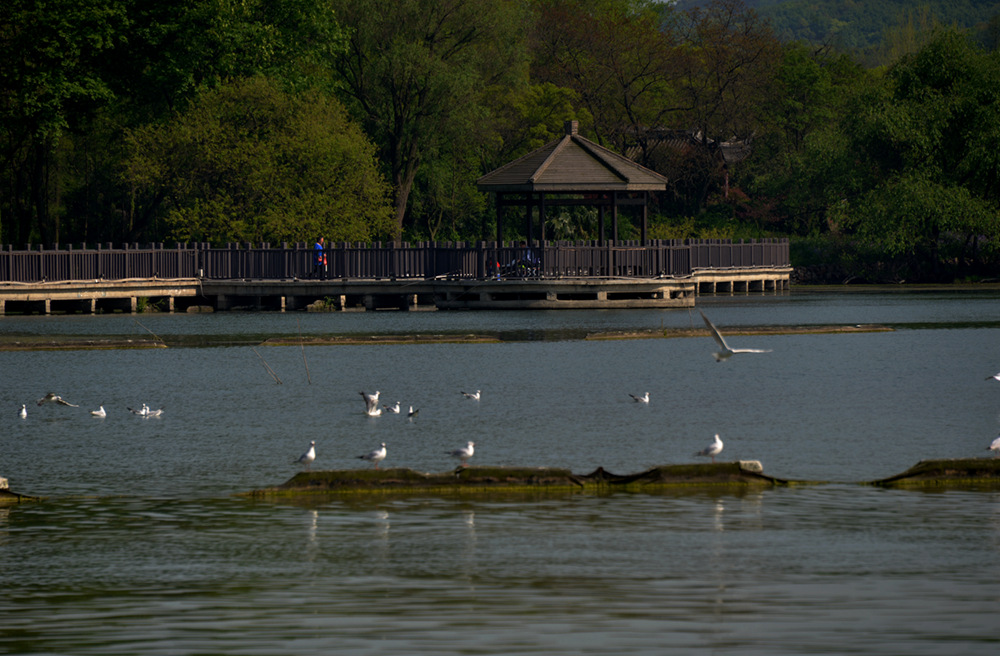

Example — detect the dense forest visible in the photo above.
[3,0,1000,282]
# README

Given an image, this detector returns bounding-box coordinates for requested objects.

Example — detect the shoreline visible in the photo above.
[0,323,893,351]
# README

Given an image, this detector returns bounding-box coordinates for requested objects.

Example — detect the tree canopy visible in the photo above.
[125,76,393,244]
[2,0,1000,281]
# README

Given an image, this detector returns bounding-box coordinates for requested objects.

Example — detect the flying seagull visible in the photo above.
[448,441,475,467]
[360,391,381,416]
[295,440,316,470]
[696,434,724,463]
[986,372,1000,382]
[90,405,106,418]
[36,393,79,407]
[629,392,650,403]
[461,390,481,400]
[699,310,772,362]
[988,436,1000,457]
[358,442,387,470]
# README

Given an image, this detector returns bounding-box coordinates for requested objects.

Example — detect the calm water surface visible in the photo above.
[2,290,1000,654]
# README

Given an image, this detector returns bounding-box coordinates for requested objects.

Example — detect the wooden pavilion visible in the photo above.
[477,121,669,246]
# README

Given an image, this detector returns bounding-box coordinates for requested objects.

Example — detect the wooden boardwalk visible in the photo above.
[0,240,789,313]
[0,269,789,314]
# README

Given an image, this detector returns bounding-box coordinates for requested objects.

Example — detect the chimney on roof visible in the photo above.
[565,120,578,136]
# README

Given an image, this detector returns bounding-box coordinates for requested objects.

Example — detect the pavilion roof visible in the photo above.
[477,121,668,194]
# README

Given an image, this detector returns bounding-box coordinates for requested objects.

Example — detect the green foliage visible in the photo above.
[826,30,1000,280]
[329,0,530,238]
[125,77,393,244]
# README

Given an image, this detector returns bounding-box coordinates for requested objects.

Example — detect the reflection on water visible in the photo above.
[3,487,999,655]
[3,290,1000,654]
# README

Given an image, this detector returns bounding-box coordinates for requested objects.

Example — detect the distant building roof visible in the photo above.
[477,121,668,194]
[624,128,753,165]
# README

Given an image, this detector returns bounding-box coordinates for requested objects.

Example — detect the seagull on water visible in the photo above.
[383,402,401,414]
[128,403,163,417]
[699,310,772,362]
[448,441,475,467]
[629,392,650,403]
[696,434,724,463]
[407,406,419,418]
[988,436,1000,457]
[461,390,481,400]
[986,372,1000,382]
[19,404,27,419]
[90,405,106,418]
[295,440,316,470]
[358,442,387,469]
[360,391,382,416]
[36,393,79,407]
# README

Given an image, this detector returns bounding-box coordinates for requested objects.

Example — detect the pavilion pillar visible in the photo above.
[612,192,619,244]
[539,193,546,245]
[641,192,648,245]
[598,203,606,247]
[525,194,533,247]
[496,193,504,245]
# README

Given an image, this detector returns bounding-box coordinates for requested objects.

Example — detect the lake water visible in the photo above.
[3,289,1000,654]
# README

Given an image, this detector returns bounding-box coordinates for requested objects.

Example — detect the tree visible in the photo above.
[672,0,783,213]
[835,30,1000,280]
[125,76,393,244]
[0,0,126,244]
[328,0,528,240]
[530,0,684,158]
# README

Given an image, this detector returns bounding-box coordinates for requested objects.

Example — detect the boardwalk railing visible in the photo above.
[0,239,789,283]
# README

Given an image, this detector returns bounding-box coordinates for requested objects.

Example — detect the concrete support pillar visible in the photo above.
[0,300,5,315]
[168,297,175,312]
[44,299,51,315]
[364,294,375,311]
[89,299,96,314]
[279,296,286,312]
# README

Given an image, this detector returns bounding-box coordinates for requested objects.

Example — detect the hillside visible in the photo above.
[676,0,1000,60]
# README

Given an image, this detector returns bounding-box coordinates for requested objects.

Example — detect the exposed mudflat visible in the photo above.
[869,458,1000,487]
[245,462,791,497]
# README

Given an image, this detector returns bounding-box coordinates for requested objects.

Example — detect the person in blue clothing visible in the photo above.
[312,237,326,278]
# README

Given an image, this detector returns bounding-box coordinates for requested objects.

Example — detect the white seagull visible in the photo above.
[696,434,724,463]
[90,405,106,418]
[986,372,1000,382]
[407,405,419,418]
[128,403,150,416]
[295,441,316,470]
[448,441,475,467]
[383,402,401,414]
[360,390,382,416]
[19,404,27,419]
[358,442,387,470]
[988,436,1000,457]
[461,390,481,400]
[144,407,164,418]
[36,392,79,407]
[629,392,650,403]
[699,310,772,362]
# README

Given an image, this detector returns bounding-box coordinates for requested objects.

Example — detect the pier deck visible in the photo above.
[0,268,789,314]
